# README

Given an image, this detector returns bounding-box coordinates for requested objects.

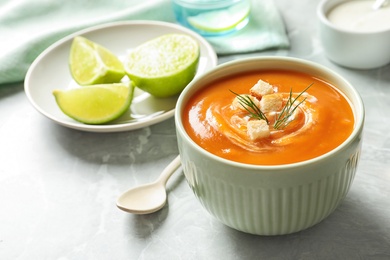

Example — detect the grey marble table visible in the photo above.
[1,0,390,259]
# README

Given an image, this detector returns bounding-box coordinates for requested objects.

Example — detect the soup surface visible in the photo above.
[183,70,354,165]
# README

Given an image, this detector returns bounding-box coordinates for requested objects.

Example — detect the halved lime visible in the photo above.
[69,36,126,85]
[53,83,134,124]
[187,2,250,33]
[124,34,200,98]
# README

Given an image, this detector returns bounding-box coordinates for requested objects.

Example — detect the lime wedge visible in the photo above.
[187,2,250,33]
[124,34,200,98]
[69,36,125,85]
[53,83,134,124]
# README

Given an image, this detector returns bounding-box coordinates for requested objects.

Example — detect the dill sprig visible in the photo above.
[273,83,313,130]
[230,83,313,130]
[230,90,269,124]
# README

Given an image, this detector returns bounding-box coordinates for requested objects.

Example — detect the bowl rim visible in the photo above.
[175,56,365,170]
[317,0,390,35]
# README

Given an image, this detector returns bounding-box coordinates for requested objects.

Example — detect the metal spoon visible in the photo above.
[373,0,388,10]
[116,155,181,214]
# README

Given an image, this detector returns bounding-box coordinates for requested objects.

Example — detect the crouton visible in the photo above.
[247,119,270,140]
[231,95,261,112]
[260,93,283,113]
[250,80,275,99]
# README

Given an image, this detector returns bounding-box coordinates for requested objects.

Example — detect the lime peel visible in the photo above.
[53,82,135,125]
[69,36,126,86]
[187,2,250,33]
[124,34,200,98]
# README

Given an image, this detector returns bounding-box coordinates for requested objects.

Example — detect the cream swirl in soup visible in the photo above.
[183,70,354,165]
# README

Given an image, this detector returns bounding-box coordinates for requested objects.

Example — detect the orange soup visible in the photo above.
[183,70,355,165]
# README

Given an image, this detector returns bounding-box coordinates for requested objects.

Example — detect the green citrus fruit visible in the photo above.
[124,34,200,98]
[187,2,250,33]
[69,36,125,85]
[53,83,134,124]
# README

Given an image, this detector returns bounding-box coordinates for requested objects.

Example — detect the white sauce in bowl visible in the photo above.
[327,0,390,32]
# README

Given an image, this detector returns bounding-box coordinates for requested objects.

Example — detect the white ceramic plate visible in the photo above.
[25,20,217,132]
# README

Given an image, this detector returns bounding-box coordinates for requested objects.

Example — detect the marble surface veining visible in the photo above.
[1,0,390,259]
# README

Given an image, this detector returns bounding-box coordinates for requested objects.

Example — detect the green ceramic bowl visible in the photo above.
[175,57,364,235]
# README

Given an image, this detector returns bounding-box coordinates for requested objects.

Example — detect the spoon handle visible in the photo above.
[156,155,181,186]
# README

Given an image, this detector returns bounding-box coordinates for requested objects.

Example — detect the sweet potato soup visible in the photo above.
[183,70,355,165]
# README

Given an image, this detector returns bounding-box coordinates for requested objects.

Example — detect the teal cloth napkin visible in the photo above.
[0,0,289,85]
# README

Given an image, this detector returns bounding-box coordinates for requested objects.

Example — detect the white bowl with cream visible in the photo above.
[318,0,390,69]
[175,57,365,235]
